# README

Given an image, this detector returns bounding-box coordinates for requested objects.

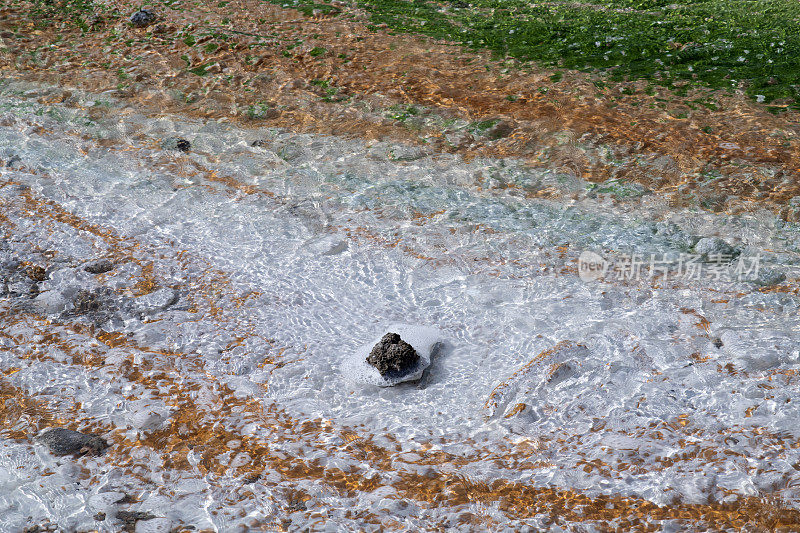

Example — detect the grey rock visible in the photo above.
[366,332,420,378]
[751,267,786,287]
[445,131,474,150]
[133,287,178,314]
[115,511,156,531]
[84,259,115,274]
[6,278,35,297]
[72,288,108,315]
[786,196,800,222]
[388,145,427,162]
[0,258,40,297]
[37,428,109,457]
[321,241,348,256]
[5,154,22,169]
[693,237,740,262]
[32,290,71,315]
[129,10,156,28]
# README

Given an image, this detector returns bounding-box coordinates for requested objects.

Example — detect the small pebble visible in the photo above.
[37,428,109,457]
[84,259,115,274]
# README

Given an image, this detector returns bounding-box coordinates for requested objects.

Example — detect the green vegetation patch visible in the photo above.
[274,0,800,106]
[587,178,649,199]
[386,104,420,122]
[30,0,98,32]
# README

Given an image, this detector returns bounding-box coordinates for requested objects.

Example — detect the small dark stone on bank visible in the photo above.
[129,9,156,28]
[84,259,115,274]
[116,511,156,533]
[366,332,420,377]
[37,428,109,457]
[486,120,515,140]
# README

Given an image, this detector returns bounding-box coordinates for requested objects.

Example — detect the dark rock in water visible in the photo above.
[129,9,156,28]
[67,287,126,327]
[251,140,268,148]
[116,511,156,533]
[175,138,191,152]
[84,259,115,274]
[37,428,109,457]
[1,260,38,297]
[73,288,106,315]
[162,137,192,152]
[366,332,419,377]
[6,155,22,169]
[26,265,47,282]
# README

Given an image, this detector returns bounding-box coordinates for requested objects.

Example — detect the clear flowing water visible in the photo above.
[2,80,800,531]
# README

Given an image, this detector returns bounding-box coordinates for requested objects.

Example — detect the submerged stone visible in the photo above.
[752,267,786,287]
[366,332,420,378]
[72,288,106,314]
[485,119,515,140]
[116,510,156,532]
[693,237,740,262]
[37,428,109,457]
[6,154,22,169]
[134,287,178,314]
[161,137,191,152]
[26,265,46,282]
[84,258,115,274]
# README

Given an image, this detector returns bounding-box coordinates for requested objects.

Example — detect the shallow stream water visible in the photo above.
[1,79,800,531]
